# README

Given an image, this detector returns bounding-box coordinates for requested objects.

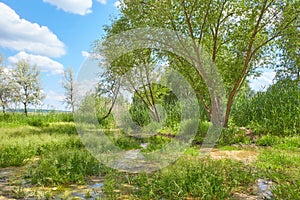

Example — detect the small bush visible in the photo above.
[218,125,251,145]
[27,118,49,127]
[193,121,211,144]
[257,135,281,146]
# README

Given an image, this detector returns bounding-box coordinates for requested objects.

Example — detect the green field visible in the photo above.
[0,113,299,199]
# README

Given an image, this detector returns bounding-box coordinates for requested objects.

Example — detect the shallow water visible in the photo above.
[257,179,274,200]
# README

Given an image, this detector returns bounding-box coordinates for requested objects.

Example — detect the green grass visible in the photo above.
[0,124,81,167]
[28,149,110,186]
[103,157,257,199]
[0,112,73,128]
[255,135,300,199]
[1,113,300,199]
[256,149,300,199]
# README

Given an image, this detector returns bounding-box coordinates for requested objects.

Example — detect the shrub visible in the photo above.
[256,135,281,146]
[27,118,49,127]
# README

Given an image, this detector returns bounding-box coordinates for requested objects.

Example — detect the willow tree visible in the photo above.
[99,0,299,127]
[13,60,44,116]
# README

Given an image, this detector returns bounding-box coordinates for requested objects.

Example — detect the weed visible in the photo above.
[12,187,26,199]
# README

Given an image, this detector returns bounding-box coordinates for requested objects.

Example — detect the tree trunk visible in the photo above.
[2,105,5,114]
[24,103,28,116]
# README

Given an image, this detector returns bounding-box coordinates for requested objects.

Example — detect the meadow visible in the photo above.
[0,110,299,199]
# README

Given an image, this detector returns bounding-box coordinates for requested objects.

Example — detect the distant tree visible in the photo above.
[0,54,17,113]
[0,54,11,113]
[62,67,76,113]
[13,60,44,116]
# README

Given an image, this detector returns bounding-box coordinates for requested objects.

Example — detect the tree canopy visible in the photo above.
[99,0,299,127]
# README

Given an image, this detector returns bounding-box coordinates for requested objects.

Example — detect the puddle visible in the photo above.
[89,183,103,189]
[52,181,104,200]
[257,179,274,199]
[0,166,105,200]
[232,178,274,200]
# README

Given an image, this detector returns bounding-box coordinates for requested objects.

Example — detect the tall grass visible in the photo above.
[0,125,80,167]
[103,157,257,199]
[28,149,110,186]
[232,79,299,135]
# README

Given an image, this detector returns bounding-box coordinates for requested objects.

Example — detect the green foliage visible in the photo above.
[141,121,161,135]
[232,79,299,135]
[218,125,252,145]
[100,0,299,127]
[256,135,300,150]
[129,95,151,126]
[129,83,180,128]
[1,112,300,199]
[0,121,80,167]
[29,149,107,186]
[12,187,26,199]
[192,120,211,145]
[274,136,300,151]
[141,136,170,153]
[27,118,49,127]
[113,134,141,150]
[256,135,281,146]
[0,145,35,167]
[0,112,74,127]
[104,158,257,199]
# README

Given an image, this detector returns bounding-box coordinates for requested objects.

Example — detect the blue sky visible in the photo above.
[0,0,275,111]
[0,0,121,110]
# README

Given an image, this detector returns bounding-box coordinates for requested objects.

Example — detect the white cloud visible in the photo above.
[97,0,107,5]
[0,3,66,58]
[114,0,126,9]
[249,71,276,91]
[45,90,65,102]
[43,0,92,15]
[114,1,121,8]
[8,51,64,75]
[81,51,90,58]
[43,90,66,111]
